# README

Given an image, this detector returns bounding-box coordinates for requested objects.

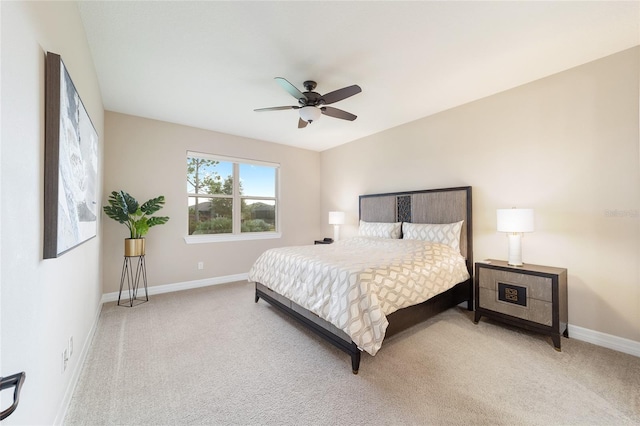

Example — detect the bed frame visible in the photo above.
[255,186,473,373]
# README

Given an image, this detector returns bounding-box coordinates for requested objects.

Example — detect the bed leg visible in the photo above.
[255,292,260,303]
[351,351,361,375]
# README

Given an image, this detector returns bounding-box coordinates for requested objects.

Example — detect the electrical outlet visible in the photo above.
[68,336,74,357]
[197,261,204,270]
[62,348,68,373]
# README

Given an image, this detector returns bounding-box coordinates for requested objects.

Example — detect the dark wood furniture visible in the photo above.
[255,186,473,373]
[474,260,568,350]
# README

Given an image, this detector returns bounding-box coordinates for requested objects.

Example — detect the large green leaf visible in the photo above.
[103,191,129,223]
[147,216,169,228]
[140,196,165,215]
[120,191,139,216]
[133,217,149,238]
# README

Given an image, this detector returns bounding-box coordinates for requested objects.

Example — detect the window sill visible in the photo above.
[184,232,281,244]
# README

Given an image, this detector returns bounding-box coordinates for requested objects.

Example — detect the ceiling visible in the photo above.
[77,1,639,152]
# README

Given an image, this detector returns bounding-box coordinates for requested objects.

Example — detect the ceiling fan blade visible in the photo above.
[254,106,299,112]
[320,85,362,105]
[298,117,308,128]
[275,77,307,102]
[321,106,357,121]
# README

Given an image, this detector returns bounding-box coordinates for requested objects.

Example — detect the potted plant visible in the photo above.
[103,190,170,256]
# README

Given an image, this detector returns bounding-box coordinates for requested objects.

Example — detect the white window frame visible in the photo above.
[184,151,281,244]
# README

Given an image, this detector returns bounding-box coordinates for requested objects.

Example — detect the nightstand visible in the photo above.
[474,260,568,351]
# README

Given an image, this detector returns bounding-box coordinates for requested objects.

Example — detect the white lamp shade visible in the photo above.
[497,208,534,233]
[328,211,345,225]
[299,106,322,123]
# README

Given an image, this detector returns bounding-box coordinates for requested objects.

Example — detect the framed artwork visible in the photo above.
[44,52,99,259]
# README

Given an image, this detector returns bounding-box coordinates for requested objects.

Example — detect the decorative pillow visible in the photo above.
[359,220,402,239]
[402,221,464,252]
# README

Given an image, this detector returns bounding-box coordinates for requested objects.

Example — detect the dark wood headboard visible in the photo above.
[359,186,473,274]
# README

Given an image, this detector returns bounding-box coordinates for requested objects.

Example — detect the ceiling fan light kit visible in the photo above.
[255,77,361,128]
[299,106,322,123]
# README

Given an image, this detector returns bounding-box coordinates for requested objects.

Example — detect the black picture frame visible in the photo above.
[44,52,99,259]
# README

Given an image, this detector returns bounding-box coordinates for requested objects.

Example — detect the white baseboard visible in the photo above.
[55,300,103,425]
[100,273,249,304]
[568,324,640,358]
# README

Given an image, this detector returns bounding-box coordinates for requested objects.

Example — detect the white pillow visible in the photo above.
[402,221,464,252]
[359,220,402,239]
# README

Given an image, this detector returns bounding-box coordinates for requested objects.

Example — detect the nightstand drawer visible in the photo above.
[477,268,553,301]
[478,287,553,326]
[478,267,553,325]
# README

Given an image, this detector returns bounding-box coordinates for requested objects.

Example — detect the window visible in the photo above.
[185,151,279,243]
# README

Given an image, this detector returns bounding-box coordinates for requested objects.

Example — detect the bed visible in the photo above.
[249,186,473,373]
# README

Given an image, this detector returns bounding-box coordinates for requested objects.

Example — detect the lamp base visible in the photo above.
[507,233,523,266]
[333,225,340,242]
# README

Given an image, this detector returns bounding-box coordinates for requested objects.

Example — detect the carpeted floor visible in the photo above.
[65,281,640,425]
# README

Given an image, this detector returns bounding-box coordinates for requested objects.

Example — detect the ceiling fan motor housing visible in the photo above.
[299,90,324,107]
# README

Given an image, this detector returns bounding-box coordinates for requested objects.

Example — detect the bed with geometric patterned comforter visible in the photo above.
[248,236,470,357]
[250,186,473,373]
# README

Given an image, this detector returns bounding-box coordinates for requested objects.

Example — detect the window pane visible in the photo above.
[239,164,275,197]
[188,196,233,235]
[187,157,233,195]
[241,199,275,233]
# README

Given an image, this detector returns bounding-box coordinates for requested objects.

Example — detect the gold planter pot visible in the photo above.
[124,238,145,257]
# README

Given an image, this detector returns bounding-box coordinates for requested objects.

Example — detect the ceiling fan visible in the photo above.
[254,77,362,128]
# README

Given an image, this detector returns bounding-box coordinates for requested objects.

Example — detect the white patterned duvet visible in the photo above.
[248,236,470,356]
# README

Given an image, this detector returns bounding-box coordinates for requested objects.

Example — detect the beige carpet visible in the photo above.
[65,281,640,425]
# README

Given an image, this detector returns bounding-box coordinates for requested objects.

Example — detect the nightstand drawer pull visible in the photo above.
[498,282,527,306]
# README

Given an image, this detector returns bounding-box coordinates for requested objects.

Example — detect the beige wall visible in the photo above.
[320,47,640,343]
[1,1,104,424]
[102,112,321,293]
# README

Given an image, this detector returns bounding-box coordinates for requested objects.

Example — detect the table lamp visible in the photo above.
[328,211,345,241]
[497,208,534,266]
